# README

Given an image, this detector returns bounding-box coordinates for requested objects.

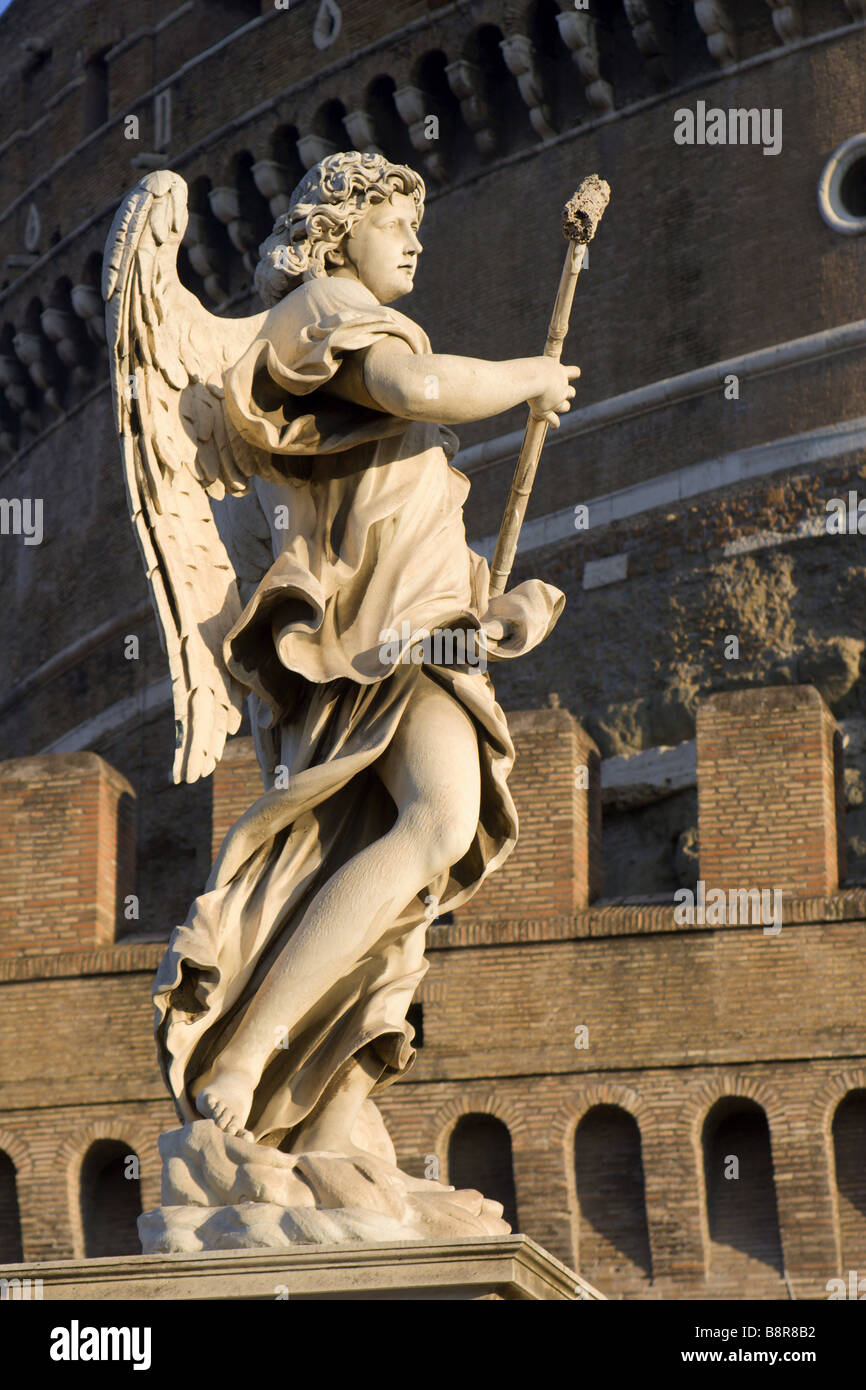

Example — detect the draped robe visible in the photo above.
[152,274,565,1148]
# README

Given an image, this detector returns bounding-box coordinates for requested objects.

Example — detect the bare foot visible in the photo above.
[195,1068,255,1141]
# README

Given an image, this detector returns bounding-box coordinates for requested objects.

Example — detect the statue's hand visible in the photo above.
[481,617,519,646]
[527,359,580,428]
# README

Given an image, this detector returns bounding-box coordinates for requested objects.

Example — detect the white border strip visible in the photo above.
[31,415,866,755]
[459,318,866,478]
[39,678,172,754]
[470,415,866,560]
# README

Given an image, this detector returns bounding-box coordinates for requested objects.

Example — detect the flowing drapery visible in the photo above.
[152,275,564,1147]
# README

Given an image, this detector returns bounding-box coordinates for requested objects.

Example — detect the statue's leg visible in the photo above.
[281,1043,385,1157]
[195,676,481,1140]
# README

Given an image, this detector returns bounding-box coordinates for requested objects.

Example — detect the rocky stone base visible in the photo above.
[139,1117,510,1254]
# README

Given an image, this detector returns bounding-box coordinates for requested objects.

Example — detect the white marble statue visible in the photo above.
[103,152,577,1249]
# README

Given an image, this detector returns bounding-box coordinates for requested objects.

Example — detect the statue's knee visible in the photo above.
[410,804,476,878]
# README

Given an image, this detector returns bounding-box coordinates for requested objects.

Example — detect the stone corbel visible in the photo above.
[130,153,166,172]
[692,0,737,65]
[19,36,50,76]
[766,0,803,42]
[444,59,497,156]
[207,186,258,271]
[554,8,614,114]
[71,283,107,344]
[623,0,674,83]
[251,160,293,219]
[342,109,384,155]
[0,352,32,418]
[499,34,556,140]
[12,329,63,414]
[182,212,228,305]
[393,85,446,184]
[40,307,92,391]
[297,134,337,170]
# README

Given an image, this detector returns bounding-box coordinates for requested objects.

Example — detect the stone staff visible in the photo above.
[488,173,611,599]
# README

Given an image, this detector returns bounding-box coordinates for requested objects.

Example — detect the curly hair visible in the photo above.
[255,150,426,307]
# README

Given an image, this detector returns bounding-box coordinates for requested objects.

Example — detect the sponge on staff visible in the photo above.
[562,174,611,244]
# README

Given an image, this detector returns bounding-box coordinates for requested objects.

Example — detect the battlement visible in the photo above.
[210,707,603,920]
[698,685,845,896]
[0,684,849,954]
[463,707,602,921]
[0,685,862,1296]
[0,752,134,957]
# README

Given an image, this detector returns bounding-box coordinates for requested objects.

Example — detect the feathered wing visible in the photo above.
[103,169,271,783]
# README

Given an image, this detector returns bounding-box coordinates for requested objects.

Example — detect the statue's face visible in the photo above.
[329,192,422,303]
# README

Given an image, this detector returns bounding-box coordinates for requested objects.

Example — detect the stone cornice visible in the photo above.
[0,891,862,984]
[0,939,166,983]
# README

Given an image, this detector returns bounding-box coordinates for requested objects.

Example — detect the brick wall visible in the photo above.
[210,709,603,917]
[0,753,135,957]
[0,926,863,1294]
[211,736,265,862]
[460,705,601,920]
[376,1055,865,1300]
[697,686,843,896]
[0,702,864,1296]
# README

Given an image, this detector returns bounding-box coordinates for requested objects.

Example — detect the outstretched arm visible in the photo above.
[329,338,580,429]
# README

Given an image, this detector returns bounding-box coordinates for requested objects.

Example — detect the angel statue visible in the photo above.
[104,152,578,1250]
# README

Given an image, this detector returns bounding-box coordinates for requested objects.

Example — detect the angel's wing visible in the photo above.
[103,170,270,783]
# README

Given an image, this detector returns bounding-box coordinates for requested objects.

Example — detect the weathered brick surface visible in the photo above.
[0,915,862,1295]
[376,1054,864,1301]
[0,1101,172,1263]
[0,753,135,957]
[697,686,842,895]
[211,735,266,862]
[460,706,602,920]
[0,713,864,1296]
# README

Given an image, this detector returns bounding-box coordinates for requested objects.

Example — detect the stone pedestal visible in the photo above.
[0,1236,603,1301]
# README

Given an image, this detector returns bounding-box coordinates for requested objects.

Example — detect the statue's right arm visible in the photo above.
[328,340,580,428]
